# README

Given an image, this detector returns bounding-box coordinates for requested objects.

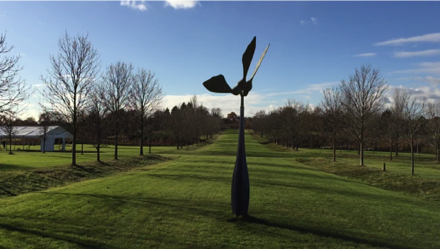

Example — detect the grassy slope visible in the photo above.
[0,130,439,248]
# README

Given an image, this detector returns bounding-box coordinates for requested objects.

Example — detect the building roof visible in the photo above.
[0,126,73,138]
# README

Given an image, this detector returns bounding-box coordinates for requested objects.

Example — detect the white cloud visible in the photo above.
[394,49,440,58]
[163,93,278,117]
[120,0,147,11]
[375,33,440,46]
[300,20,305,25]
[165,0,200,9]
[384,85,440,104]
[354,53,376,57]
[311,17,317,24]
[161,82,339,117]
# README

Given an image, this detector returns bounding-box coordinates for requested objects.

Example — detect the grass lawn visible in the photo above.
[0,144,178,171]
[0,130,440,248]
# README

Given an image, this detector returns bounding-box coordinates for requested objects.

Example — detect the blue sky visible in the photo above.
[1,1,440,118]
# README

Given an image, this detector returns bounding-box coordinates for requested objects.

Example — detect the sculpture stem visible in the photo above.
[231,93,250,216]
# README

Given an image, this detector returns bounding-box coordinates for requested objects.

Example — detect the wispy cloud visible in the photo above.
[394,61,440,75]
[300,17,318,26]
[32,84,46,88]
[413,76,440,85]
[165,0,200,9]
[120,0,147,11]
[394,49,440,58]
[354,53,376,57]
[375,33,440,46]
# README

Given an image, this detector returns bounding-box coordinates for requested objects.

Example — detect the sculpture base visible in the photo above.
[231,104,250,216]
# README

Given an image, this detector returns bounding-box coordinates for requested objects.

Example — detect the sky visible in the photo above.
[1,1,440,119]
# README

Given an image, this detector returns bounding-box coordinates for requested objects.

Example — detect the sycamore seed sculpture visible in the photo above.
[203,36,270,216]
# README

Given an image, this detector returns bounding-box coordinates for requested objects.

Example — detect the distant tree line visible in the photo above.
[251,65,436,176]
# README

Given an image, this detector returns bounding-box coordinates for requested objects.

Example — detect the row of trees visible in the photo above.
[0,31,224,165]
[38,33,165,165]
[36,98,223,161]
[167,96,223,149]
[252,65,435,175]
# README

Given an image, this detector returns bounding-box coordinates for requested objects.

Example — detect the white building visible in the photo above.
[0,126,73,152]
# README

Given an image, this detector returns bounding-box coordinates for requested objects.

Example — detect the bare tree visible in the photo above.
[340,65,387,166]
[130,68,162,155]
[0,32,31,114]
[426,101,440,162]
[88,84,108,162]
[390,88,408,156]
[41,32,100,166]
[102,61,134,159]
[379,109,396,161]
[393,89,426,175]
[0,111,17,154]
[211,108,222,118]
[321,87,343,162]
[285,99,309,151]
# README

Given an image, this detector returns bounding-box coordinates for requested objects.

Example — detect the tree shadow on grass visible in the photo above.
[12,191,432,249]
[0,163,37,171]
[228,215,412,249]
[0,222,113,249]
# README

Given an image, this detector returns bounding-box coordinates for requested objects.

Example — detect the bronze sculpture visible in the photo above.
[203,36,270,216]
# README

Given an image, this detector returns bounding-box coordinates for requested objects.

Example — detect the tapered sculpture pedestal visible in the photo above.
[231,104,249,216]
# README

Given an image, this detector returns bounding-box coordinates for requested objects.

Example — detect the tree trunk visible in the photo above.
[437,148,439,163]
[43,134,46,154]
[360,141,364,166]
[72,99,77,166]
[114,130,119,160]
[395,142,399,156]
[72,125,77,165]
[332,135,336,162]
[9,135,12,155]
[411,137,414,175]
[140,116,144,156]
[389,139,393,161]
[97,125,101,162]
[149,136,152,154]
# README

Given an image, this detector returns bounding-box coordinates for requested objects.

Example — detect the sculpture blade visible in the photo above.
[242,36,256,80]
[250,43,270,81]
[203,75,232,93]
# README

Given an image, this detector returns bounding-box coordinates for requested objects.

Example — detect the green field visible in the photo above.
[0,130,439,248]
